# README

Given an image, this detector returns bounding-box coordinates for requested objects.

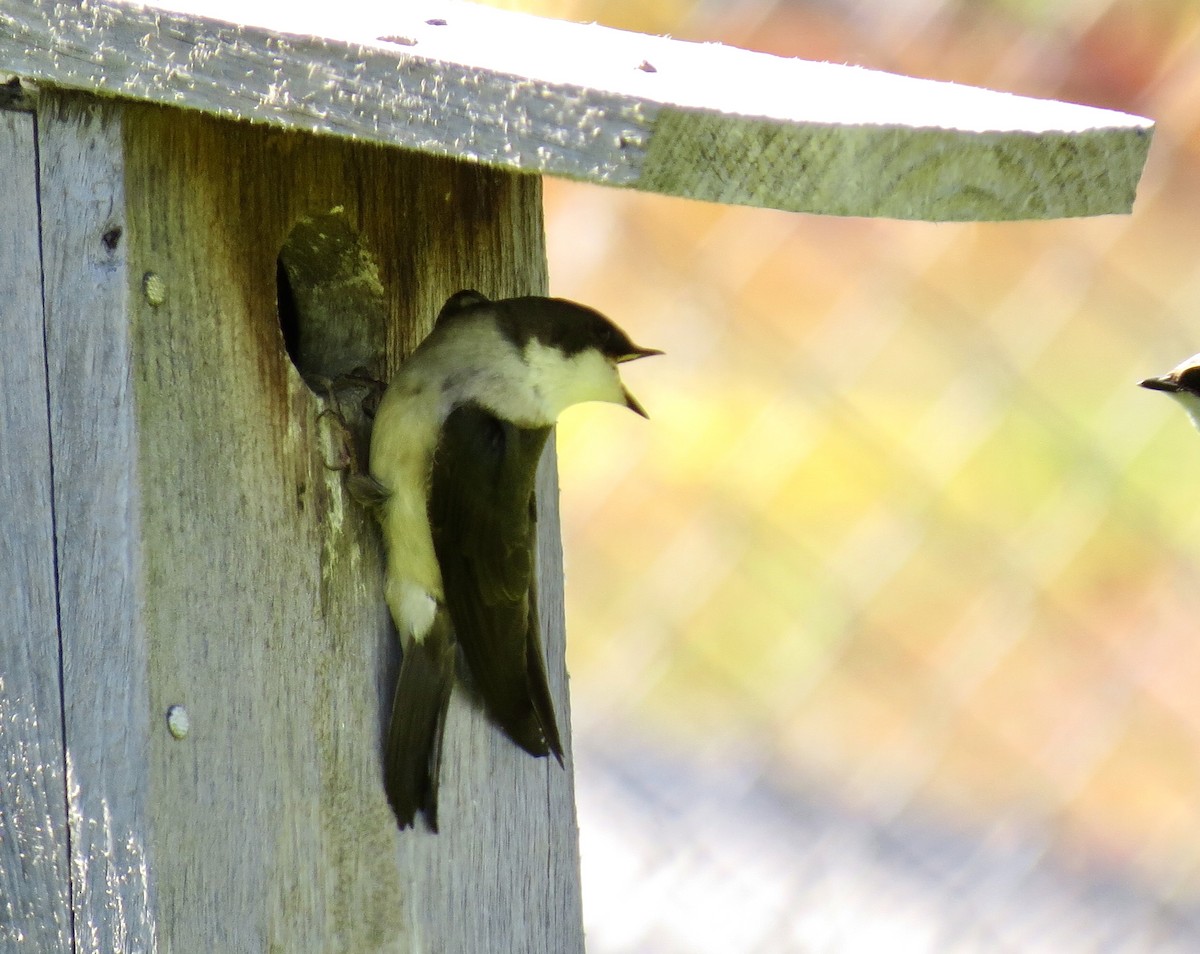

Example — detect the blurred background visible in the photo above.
[501,0,1200,950]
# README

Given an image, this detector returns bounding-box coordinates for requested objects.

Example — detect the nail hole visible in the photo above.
[143,272,166,306]
[166,705,190,740]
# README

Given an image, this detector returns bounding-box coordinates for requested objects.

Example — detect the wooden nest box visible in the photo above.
[0,0,1151,950]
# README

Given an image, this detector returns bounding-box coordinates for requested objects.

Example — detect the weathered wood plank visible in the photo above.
[37,92,158,954]
[110,99,582,951]
[0,107,73,954]
[0,0,1152,221]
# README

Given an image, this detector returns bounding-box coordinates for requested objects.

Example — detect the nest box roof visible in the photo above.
[0,0,1153,220]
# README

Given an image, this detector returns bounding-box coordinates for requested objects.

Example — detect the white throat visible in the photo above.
[1169,390,1200,433]
[518,340,627,422]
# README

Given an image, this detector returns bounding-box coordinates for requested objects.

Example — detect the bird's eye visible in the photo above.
[595,322,626,356]
[1179,367,1200,392]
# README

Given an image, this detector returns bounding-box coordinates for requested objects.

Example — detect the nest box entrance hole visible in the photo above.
[275,210,387,393]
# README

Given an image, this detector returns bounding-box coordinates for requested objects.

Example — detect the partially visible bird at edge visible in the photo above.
[1140,351,1200,432]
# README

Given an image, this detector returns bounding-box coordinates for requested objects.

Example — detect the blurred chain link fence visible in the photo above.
[524,0,1200,949]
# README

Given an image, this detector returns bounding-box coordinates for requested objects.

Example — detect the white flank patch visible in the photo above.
[395,580,438,644]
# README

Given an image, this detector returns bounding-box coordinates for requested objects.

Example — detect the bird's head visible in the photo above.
[513,300,662,420]
[1140,353,1200,432]
[438,292,662,424]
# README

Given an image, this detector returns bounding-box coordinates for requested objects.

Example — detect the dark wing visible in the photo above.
[430,404,564,762]
[383,609,455,831]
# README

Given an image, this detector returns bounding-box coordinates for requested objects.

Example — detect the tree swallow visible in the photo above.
[1140,353,1200,431]
[358,290,660,830]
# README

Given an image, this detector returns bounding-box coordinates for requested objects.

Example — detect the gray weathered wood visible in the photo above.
[0,0,1152,221]
[0,107,73,954]
[37,93,157,954]
[29,89,583,952]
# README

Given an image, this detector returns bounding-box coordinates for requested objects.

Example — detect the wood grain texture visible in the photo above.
[109,98,581,951]
[37,93,159,954]
[0,107,73,953]
[0,0,1153,221]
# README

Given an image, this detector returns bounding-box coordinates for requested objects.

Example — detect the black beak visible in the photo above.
[617,344,660,417]
[618,346,664,363]
[1139,375,1180,392]
[623,386,650,418]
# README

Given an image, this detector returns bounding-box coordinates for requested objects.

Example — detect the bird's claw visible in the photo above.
[314,370,381,476]
[317,403,358,473]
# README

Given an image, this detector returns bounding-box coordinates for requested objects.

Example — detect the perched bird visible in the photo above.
[1140,353,1200,431]
[358,290,660,830]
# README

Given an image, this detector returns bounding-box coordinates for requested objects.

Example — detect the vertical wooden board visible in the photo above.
[0,107,73,952]
[117,102,583,951]
[121,104,403,953]
[36,93,158,953]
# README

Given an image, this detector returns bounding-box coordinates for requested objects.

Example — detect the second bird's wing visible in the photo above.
[429,404,564,762]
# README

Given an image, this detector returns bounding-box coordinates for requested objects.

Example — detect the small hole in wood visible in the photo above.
[276,211,386,394]
[101,227,122,252]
